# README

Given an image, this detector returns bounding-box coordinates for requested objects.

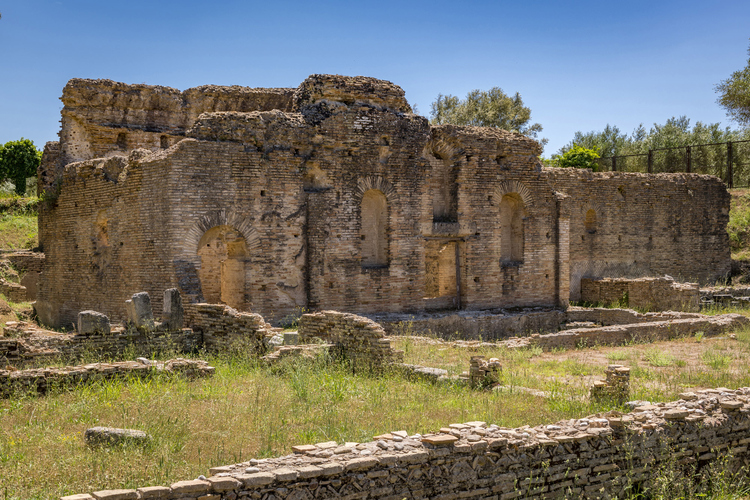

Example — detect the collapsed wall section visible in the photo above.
[545,168,731,300]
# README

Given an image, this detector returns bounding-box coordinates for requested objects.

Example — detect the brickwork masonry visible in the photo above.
[0,358,213,397]
[298,311,404,370]
[63,387,750,500]
[581,276,700,312]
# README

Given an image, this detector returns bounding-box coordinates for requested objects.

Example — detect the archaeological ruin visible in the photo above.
[34,74,731,329]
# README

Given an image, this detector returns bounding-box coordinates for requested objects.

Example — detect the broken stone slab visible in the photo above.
[84,427,150,447]
[126,292,154,331]
[421,434,459,446]
[162,288,183,330]
[77,310,111,335]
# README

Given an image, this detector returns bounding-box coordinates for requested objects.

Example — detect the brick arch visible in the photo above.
[580,201,604,217]
[492,180,534,208]
[425,136,465,164]
[355,176,398,203]
[183,210,260,256]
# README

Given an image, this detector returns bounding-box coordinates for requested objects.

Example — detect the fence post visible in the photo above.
[727,141,733,188]
[612,156,617,172]
[647,150,653,174]
[686,146,691,173]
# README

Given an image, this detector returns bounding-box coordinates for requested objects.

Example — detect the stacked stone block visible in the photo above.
[466,355,501,388]
[62,387,750,500]
[186,303,275,354]
[298,311,404,370]
[590,364,630,404]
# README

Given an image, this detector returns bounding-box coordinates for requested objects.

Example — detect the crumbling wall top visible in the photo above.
[293,74,412,114]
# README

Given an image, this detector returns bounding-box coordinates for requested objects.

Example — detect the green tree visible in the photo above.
[0,139,42,195]
[430,87,546,145]
[556,144,600,171]
[564,124,630,159]
[715,39,750,126]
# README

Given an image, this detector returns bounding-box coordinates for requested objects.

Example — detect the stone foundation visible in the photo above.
[0,358,213,397]
[499,314,749,351]
[581,276,700,312]
[62,387,750,500]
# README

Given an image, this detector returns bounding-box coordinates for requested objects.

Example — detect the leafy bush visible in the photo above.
[557,144,601,171]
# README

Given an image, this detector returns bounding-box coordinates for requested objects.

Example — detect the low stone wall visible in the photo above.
[7,251,45,273]
[500,314,749,351]
[185,303,277,354]
[0,321,201,367]
[63,387,750,500]
[0,277,27,302]
[581,277,700,312]
[371,309,566,341]
[565,306,703,326]
[0,358,213,397]
[298,311,404,369]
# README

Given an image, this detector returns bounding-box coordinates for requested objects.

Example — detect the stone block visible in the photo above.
[170,480,210,494]
[84,427,150,447]
[127,292,154,330]
[162,288,184,330]
[135,486,171,499]
[283,331,299,345]
[77,310,111,335]
[92,490,138,500]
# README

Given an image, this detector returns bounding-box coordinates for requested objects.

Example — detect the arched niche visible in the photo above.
[499,193,525,264]
[360,189,389,268]
[197,225,248,308]
[585,209,597,234]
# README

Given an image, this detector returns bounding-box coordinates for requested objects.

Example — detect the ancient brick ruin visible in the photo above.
[62,387,750,500]
[35,74,731,329]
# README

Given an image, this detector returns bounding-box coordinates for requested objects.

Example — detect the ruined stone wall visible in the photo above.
[55,79,294,167]
[38,80,295,249]
[62,387,750,500]
[0,322,199,368]
[581,277,701,312]
[185,303,275,354]
[424,126,561,311]
[545,168,731,300]
[298,311,403,368]
[37,75,732,327]
[0,359,213,397]
[526,313,748,351]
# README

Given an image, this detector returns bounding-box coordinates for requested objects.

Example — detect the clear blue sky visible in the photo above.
[1,0,749,156]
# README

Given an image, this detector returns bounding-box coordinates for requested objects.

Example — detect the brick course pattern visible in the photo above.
[184,303,276,354]
[62,387,750,500]
[581,276,700,312]
[0,358,213,397]
[36,74,731,328]
[298,311,404,369]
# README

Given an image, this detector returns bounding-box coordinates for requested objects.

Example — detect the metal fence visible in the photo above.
[597,139,750,188]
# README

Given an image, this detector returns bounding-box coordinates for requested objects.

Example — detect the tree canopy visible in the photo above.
[715,40,750,126]
[0,138,42,195]
[429,87,546,145]
[551,117,750,177]
[557,145,600,171]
